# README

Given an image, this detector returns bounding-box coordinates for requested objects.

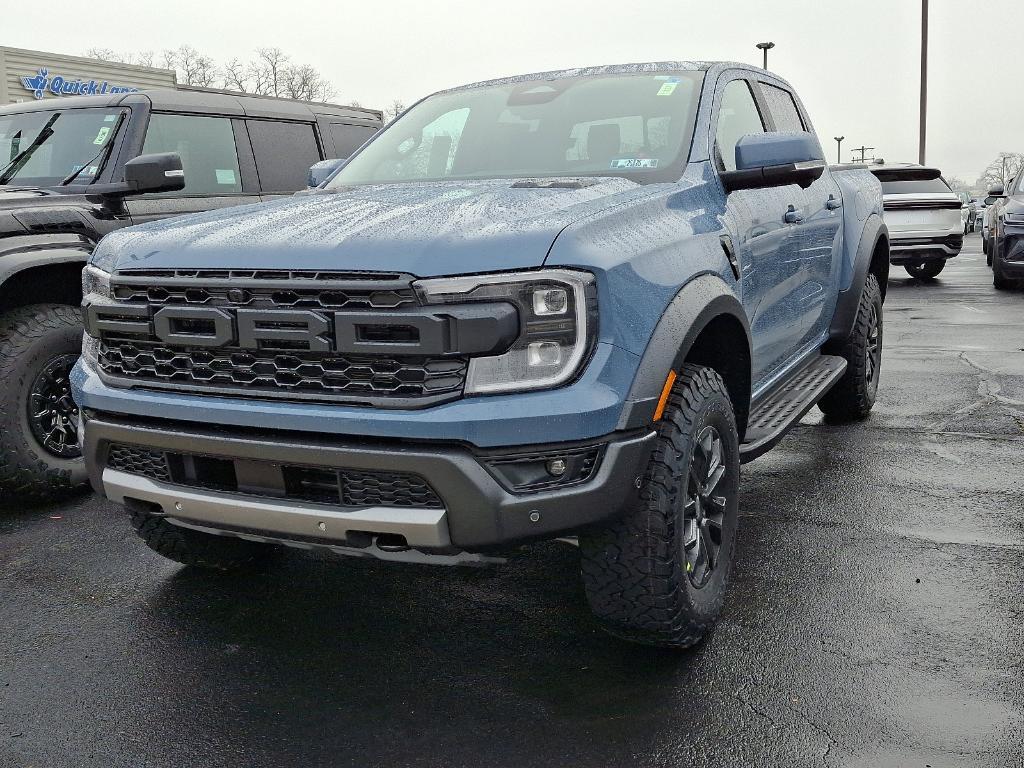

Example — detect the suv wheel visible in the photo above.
[131,508,278,570]
[820,274,883,422]
[580,364,740,648]
[993,259,1015,290]
[905,261,945,279]
[0,304,88,499]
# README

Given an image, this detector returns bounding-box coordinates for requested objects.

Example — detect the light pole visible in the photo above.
[756,42,775,70]
[835,136,845,165]
[919,0,928,165]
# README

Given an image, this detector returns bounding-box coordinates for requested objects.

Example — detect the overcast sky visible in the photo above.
[4,0,1015,184]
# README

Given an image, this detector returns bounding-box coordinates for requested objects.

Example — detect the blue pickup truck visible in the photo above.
[73,61,889,648]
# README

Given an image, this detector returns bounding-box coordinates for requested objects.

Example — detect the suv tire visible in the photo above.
[993,256,1015,289]
[580,364,740,648]
[0,304,88,499]
[905,261,945,279]
[131,509,278,570]
[819,274,883,422]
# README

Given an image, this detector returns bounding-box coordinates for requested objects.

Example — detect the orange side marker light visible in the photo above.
[653,370,677,422]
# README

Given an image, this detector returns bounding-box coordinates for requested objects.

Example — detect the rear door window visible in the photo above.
[142,113,242,195]
[330,123,377,159]
[760,84,805,132]
[247,120,322,192]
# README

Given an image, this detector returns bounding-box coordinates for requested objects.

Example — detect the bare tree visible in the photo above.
[162,45,219,87]
[980,152,1024,190]
[945,176,969,193]
[84,48,156,68]
[284,63,336,102]
[253,47,289,97]
[222,58,251,93]
[385,100,406,123]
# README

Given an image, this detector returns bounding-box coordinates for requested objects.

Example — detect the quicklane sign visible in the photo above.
[19,68,139,100]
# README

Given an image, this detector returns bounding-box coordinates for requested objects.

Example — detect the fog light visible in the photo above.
[527,341,562,367]
[533,287,568,316]
[546,458,567,476]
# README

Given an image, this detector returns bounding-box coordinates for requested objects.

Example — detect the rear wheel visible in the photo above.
[819,274,882,422]
[0,304,88,499]
[580,365,740,648]
[993,258,1016,290]
[905,261,945,279]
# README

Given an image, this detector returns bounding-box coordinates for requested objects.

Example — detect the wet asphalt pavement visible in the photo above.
[1,233,1022,768]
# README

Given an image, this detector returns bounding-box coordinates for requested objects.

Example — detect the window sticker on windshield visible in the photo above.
[657,82,678,96]
[216,169,237,185]
[103,114,118,122]
[93,126,110,145]
[610,158,659,170]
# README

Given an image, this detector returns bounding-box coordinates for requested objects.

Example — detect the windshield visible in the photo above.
[327,71,704,187]
[0,107,127,187]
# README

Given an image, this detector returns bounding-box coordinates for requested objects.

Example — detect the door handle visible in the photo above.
[784,205,804,224]
[826,195,842,211]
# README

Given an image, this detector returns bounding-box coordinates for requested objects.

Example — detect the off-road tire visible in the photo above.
[0,304,88,499]
[579,365,740,649]
[905,260,945,279]
[819,274,883,422]
[130,509,277,570]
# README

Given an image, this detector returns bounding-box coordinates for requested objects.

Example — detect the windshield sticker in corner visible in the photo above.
[93,126,110,145]
[610,158,659,170]
[216,169,237,185]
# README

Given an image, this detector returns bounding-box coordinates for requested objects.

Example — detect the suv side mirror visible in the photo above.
[121,152,185,195]
[308,158,346,188]
[721,132,826,193]
[988,184,1005,197]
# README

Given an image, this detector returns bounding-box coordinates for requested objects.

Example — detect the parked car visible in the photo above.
[74,62,889,649]
[0,89,382,497]
[870,164,963,279]
[985,175,1024,289]
[983,199,995,259]
[970,198,985,233]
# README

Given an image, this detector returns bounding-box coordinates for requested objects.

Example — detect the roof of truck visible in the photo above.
[439,61,772,95]
[0,88,382,123]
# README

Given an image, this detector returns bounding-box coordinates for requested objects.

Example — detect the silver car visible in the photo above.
[870,164,964,279]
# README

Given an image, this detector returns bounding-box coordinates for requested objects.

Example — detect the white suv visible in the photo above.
[871,164,964,279]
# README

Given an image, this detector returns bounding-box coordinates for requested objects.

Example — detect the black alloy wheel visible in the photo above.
[682,425,729,589]
[27,353,81,459]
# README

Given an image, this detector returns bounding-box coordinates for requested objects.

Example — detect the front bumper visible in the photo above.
[84,411,656,554]
[889,232,963,264]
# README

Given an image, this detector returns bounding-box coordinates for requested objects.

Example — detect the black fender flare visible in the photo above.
[0,236,93,305]
[617,273,752,432]
[827,214,887,347]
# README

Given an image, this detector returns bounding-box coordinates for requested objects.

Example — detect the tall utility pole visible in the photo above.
[756,42,775,70]
[919,0,929,165]
[835,136,845,165]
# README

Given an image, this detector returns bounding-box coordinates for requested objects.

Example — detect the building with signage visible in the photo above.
[0,45,177,105]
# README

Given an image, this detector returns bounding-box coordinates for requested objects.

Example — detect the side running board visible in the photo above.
[740,355,847,464]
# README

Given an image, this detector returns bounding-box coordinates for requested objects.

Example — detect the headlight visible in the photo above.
[82,265,112,299]
[415,269,597,395]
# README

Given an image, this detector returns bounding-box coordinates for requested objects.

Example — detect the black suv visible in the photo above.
[0,88,382,497]
[985,175,1024,290]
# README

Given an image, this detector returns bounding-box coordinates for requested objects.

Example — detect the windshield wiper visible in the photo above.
[60,112,126,186]
[0,112,61,185]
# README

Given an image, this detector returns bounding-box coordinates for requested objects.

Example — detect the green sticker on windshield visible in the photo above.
[93,126,110,145]
[657,82,678,96]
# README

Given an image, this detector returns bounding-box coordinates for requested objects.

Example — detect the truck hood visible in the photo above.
[93,177,641,276]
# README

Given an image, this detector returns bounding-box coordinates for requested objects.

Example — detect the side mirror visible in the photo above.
[122,152,185,195]
[308,158,346,188]
[988,184,1005,196]
[721,132,826,193]
[985,196,1000,206]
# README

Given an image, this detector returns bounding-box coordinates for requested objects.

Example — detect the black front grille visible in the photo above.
[94,270,468,405]
[105,443,443,510]
[96,342,468,400]
[106,444,171,482]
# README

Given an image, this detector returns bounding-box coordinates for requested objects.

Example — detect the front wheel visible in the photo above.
[819,274,883,422]
[0,304,88,499]
[580,365,740,648]
[993,258,1016,290]
[905,261,945,279]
